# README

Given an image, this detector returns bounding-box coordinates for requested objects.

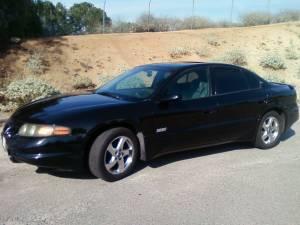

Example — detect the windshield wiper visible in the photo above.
[98,92,121,99]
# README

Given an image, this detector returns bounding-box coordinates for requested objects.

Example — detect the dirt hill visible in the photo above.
[1,22,300,92]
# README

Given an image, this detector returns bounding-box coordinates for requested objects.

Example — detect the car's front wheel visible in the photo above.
[88,128,139,181]
[255,111,284,149]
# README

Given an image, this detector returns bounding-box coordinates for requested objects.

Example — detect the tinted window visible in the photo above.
[165,67,209,101]
[243,70,261,89]
[211,66,248,95]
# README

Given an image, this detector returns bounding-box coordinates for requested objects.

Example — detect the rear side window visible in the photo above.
[243,70,261,89]
[210,66,249,95]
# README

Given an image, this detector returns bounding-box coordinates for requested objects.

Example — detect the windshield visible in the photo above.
[96,66,173,100]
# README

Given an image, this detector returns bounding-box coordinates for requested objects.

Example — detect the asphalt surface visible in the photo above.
[0,122,300,225]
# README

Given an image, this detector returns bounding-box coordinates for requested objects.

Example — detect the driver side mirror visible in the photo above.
[159,94,181,103]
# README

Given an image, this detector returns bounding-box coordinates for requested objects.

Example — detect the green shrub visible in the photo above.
[218,50,247,65]
[169,47,192,58]
[0,78,60,112]
[72,75,96,89]
[26,52,45,75]
[259,53,286,70]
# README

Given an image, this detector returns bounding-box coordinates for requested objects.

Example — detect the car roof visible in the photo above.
[138,62,244,71]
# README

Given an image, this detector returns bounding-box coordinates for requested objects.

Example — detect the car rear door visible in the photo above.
[209,65,267,142]
[150,66,221,157]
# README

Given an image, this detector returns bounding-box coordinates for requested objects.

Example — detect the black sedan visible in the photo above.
[1,62,299,181]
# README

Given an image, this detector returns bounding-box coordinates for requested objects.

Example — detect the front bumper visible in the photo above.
[1,133,85,170]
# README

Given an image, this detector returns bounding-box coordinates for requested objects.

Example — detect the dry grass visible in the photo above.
[0,22,300,99]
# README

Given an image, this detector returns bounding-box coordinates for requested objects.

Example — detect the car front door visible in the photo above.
[150,66,221,158]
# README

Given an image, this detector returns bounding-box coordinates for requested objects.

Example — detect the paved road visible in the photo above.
[0,122,300,225]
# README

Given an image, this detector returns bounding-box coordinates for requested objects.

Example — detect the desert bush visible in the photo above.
[217,50,247,65]
[296,68,300,79]
[181,16,214,30]
[0,78,60,112]
[263,74,286,83]
[194,46,210,57]
[0,102,19,113]
[169,47,192,58]
[207,37,221,46]
[26,51,45,75]
[286,47,299,60]
[259,53,286,70]
[6,78,60,104]
[72,75,96,89]
[241,12,270,26]
[285,41,299,60]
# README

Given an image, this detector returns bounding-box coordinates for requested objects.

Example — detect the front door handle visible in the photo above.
[204,109,218,115]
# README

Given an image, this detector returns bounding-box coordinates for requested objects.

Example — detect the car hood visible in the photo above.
[11,92,128,122]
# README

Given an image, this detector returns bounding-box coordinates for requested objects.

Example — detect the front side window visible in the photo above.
[165,67,210,101]
[97,67,172,100]
[211,66,249,95]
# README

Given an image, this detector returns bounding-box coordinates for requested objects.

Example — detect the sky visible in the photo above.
[50,0,300,22]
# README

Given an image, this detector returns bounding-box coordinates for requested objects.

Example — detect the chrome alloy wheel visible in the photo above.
[261,116,280,145]
[104,136,134,175]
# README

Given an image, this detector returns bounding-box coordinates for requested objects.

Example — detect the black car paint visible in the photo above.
[1,63,299,170]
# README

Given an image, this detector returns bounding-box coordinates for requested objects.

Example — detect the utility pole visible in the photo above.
[267,0,271,24]
[191,0,195,30]
[147,0,152,32]
[230,0,234,24]
[102,0,107,33]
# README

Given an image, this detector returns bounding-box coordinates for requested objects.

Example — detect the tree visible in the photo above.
[35,0,58,36]
[241,12,271,26]
[0,0,41,48]
[136,13,156,32]
[69,2,111,34]
[274,10,300,23]
[55,2,72,35]
[112,20,137,33]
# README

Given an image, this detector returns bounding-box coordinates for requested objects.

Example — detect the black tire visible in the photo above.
[88,127,139,181]
[254,111,285,149]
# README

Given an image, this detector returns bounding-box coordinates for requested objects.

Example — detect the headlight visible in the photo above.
[18,123,71,137]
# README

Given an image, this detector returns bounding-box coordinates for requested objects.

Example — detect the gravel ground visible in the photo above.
[0,121,300,225]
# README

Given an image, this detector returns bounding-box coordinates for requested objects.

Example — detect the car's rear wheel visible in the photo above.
[255,111,284,149]
[88,128,139,181]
